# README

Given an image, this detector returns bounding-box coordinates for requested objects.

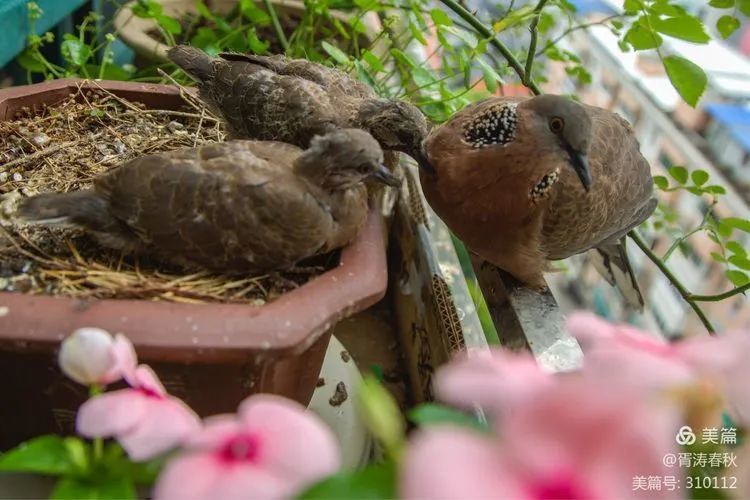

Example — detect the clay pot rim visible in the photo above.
[0,79,388,358]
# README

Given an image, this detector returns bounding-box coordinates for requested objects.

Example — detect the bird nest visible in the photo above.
[0,82,330,304]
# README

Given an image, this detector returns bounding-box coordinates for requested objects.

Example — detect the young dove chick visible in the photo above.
[421,95,656,309]
[14,129,398,272]
[167,45,432,172]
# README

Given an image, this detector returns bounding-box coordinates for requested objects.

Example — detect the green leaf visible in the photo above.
[493,5,534,32]
[298,461,396,500]
[246,28,270,55]
[361,50,384,72]
[354,60,377,89]
[195,0,214,20]
[0,436,76,475]
[663,55,707,107]
[358,376,404,457]
[429,8,453,26]
[717,15,740,39]
[653,175,669,189]
[668,166,688,184]
[691,169,709,186]
[710,252,727,263]
[321,42,349,65]
[739,0,750,16]
[408,403,490,432]
[477,58,502,93]
[240,0,271,24]
[390,48,416,68]
[709,0,735,7]
[650,15,709,43]
[155,14,182,34]
[624,24,662,50]
[51,476,136,500]
[61,39,92,66]
[412,66,435,88]
[726,241,747,257]
[623,0,640,12]
[408,20,428,45]
[726,270,750,287]
[704,185,726,195]
[728,255,750,270]
[16,48,45,72]
[722,217,750,233]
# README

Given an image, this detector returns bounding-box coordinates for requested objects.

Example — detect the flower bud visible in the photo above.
[58,327,121,386]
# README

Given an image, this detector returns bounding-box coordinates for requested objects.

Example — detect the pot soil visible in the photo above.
[0,79,388,449]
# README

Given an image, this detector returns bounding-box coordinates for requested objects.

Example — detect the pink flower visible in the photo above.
[77,364,200,461]
[566,312,750,426]
[403,377,680,499]
[153,394,340,500]
[58,328,136,386]
[434,349,553,415]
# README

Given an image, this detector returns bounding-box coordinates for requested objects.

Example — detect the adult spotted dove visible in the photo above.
[14,129,398,272]
[421,95,656,309]
[167,45,431,172]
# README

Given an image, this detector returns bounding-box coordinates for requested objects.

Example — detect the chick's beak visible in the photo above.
[413,148,436,176]
[370,164,402,187]
[565,145,592,192]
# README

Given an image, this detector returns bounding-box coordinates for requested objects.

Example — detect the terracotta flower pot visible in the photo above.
[113,0,385,63]
[0,79,388,450]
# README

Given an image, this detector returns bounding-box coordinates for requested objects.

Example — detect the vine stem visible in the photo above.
[628,230,716,335]
[436,0,542,95]
[690,283,750,302]
[263,0,290,52]
[524,0,549,86]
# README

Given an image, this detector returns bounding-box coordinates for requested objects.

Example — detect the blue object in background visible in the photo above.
[705,103,750,154]
[0,0,90,69]
[568,0,618,16]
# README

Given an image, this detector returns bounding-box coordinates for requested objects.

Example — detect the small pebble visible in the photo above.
[0,172,7,183]
[329,382,348,407]
[112,139,127,154]
[31,133,50,147]
[167,121,184,132]
[12,173,22,182]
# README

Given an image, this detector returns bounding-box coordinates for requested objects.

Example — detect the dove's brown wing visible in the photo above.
[542,106,655,259]
[219,52,374,99]
[201,58,344,145]
[94,141,335,271]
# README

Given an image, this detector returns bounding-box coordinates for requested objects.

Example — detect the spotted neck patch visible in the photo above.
[530,167,560,203]
[463,102,518,148]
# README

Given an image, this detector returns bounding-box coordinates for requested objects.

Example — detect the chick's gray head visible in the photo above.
[357,99,433,173]
[302,128,399,189]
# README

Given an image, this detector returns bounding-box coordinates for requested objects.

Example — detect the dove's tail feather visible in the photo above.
[16,191,139,250]
[168,45,214,83]
[590,238,646,311]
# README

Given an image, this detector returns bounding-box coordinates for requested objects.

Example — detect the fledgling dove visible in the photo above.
[421,95,656,309]
[13,129,398,272]
[167,45,432,172]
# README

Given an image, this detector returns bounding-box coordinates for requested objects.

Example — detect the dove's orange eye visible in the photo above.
[549,117,565,133]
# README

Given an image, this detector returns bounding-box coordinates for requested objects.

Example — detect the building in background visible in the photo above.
[544,1,750,338]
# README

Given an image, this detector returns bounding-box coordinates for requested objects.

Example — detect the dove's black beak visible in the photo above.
[565,145,591,192]
[413,148,436,176]
[371,164,401,187]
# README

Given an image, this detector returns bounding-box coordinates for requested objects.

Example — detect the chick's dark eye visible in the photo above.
[549,117,564,133]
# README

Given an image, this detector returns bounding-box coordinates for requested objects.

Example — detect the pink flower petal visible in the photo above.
[153,453,222,500]
[76,389,147,438]
[402,427,525,499]
[119,396,200,461]
[188,414,244,450]
[238,394,340,488]
[434,349,553,414]
[103,333,138,384]
[566,311,667,352]
[129,365,166,397]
